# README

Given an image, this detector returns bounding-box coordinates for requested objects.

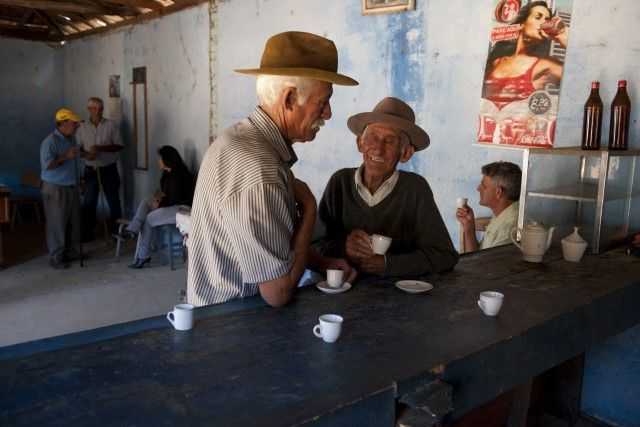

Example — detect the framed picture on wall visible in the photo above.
[362,0,415,15]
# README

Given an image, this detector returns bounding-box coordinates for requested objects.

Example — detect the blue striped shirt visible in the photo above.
[187,107,298,306]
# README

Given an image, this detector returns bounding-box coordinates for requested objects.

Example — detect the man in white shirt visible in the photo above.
[456,161,521,251]
[76,97,124,239]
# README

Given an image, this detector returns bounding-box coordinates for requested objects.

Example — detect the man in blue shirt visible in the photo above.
[40,108,94,269]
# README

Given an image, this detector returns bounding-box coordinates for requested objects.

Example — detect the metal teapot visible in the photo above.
[511,222,556,263]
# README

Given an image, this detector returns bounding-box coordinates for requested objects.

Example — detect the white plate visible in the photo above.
[395,280,434,294]
[316,281,352,294]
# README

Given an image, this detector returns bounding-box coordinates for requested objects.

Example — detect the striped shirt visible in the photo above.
[187,107,298,306]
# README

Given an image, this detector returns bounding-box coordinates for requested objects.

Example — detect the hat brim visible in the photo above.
[347,112,430,151]
[235,67,358,86]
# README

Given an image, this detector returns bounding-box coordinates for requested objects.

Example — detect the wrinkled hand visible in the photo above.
[324,257,358,284]
[345,229,374,262]
[456,206,476,232]
[358,254,386,275]
[293,179,317,216]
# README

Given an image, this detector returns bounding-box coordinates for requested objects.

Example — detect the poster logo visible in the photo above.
[495,0,521,23]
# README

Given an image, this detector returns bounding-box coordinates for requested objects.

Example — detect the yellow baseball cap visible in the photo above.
[55,108,81,122]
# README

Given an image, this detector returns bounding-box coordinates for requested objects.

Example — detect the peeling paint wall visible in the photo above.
[63,3,210,213]
[0,39,64,188]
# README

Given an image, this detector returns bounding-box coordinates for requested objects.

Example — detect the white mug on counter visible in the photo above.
[313,314,343,343]
[167,303,194,331]
[326,269,344,288]
[477,291,504,316]
[371,234,392,255]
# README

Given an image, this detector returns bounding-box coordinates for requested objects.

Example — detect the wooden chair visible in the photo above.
[459,217,491,254]
[10,170,42,230]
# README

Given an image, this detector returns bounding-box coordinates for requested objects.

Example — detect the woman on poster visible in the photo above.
[483,1,568,109]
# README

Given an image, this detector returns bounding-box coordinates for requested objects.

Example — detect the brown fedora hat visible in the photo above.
[348,97,430,150]
[235,31,358,86]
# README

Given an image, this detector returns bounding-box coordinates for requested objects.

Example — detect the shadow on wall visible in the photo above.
[183,139,198,175]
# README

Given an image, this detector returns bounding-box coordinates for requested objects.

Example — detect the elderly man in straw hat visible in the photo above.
[187,31,358,307]
[317,97,458,277]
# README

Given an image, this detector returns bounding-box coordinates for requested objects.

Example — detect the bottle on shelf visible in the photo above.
[581,81,603,150]
[608,80,631,151]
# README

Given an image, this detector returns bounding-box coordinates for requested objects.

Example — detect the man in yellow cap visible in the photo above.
[188,31,358,307]
[40,108,94,269]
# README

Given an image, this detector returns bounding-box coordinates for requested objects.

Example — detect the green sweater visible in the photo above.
[318,168,459,277]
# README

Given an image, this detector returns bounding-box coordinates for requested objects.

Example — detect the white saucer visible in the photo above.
[395,280,434,294]
[316,281,352,294]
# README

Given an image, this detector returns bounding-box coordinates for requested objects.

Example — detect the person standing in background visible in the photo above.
[76,97,124,240]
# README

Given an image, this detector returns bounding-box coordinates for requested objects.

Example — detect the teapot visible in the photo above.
[511,222,556,263]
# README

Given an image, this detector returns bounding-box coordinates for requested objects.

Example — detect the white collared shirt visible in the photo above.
[76,118,123,167]
[354,165,399,207]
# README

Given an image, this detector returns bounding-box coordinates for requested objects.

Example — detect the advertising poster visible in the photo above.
[477,0,573,148]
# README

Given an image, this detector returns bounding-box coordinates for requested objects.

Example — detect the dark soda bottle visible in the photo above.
[581,81,603,150]
[609,80,631,150]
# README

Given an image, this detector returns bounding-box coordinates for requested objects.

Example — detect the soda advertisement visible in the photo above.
[477,0,573,148]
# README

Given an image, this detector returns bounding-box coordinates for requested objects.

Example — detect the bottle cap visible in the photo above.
[591,81,600,89]
[618,80,627,88]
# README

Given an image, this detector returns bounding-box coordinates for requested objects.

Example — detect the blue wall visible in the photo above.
[0,39,64,191]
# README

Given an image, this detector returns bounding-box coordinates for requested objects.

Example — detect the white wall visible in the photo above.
[0,39,64,186]
[63,3,210,213]
[215,0,640,245]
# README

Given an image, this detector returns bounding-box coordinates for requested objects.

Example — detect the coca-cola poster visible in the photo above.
[477,0,573,148]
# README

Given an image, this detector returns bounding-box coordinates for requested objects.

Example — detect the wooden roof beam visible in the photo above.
[0,0,125,15]
[35,10,65,37]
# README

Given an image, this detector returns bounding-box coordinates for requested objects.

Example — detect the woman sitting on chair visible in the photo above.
[124,146,194,268]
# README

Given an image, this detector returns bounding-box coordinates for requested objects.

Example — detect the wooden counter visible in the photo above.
[1,246,639,426]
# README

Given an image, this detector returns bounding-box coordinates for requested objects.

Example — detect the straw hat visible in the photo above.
[235,31,358,86]
[348,97,430,150]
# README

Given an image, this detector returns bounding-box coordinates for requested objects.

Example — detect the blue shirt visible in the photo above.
[40,129,78,186]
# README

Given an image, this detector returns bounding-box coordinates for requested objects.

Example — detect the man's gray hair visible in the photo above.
[256,75,317,107]
[482,161,522,201]
[88,97,104,110]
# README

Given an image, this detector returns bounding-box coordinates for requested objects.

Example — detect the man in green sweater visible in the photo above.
[317,97,458,277]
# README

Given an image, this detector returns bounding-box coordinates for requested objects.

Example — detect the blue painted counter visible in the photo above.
[1,246,640,426]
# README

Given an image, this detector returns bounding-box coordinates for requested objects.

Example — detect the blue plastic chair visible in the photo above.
[159,224,184,270]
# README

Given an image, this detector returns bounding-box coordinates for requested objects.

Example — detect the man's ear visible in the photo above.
[283,87,297,111]
[356,135,365,153]
[399,144,415,163]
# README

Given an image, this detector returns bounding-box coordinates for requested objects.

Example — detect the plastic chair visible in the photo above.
[159,224,184,270]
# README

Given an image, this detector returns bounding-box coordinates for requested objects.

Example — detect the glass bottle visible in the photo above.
[609,80,631,151]
[581,81,603,150]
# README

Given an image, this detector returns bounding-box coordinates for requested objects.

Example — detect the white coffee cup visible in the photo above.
[167,303,194,331]
[371,234,392,255]
[477,291,504,316]
[326,269,344,288]
[456,197,468,208]
[313,314,343,343]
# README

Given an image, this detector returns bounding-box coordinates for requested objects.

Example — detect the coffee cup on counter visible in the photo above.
[326,269,344,289]
[313,314,343,343]
[477,291,504,316]
[456,197,468,208]
[167,303,194,331]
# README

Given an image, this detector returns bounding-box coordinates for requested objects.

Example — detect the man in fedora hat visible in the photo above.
[187,31,358,307]
[316,97,458,277]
